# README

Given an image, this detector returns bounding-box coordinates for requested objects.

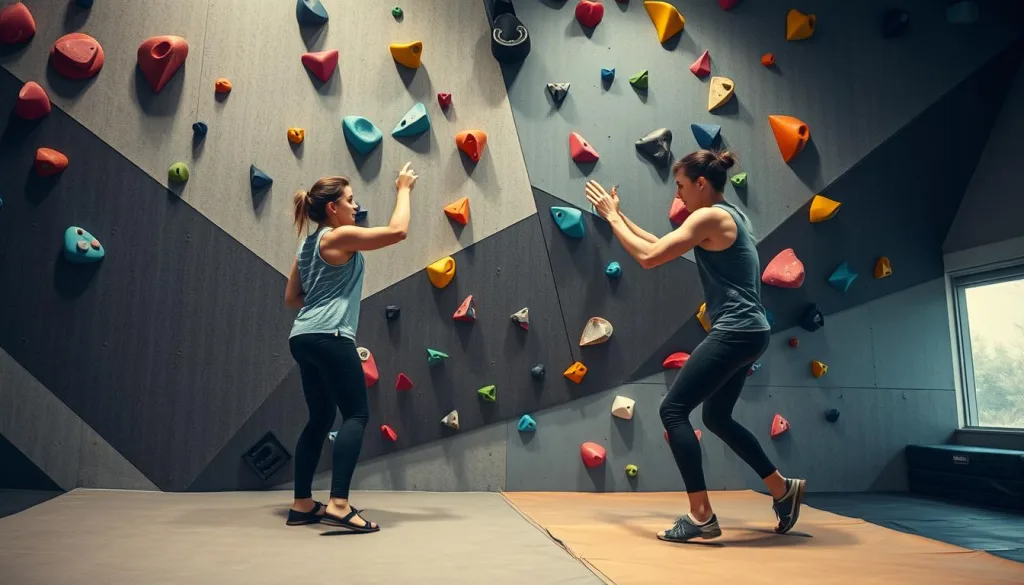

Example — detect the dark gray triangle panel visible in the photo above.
[0,433,62,492]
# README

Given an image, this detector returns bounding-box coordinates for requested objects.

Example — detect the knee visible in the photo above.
[346,404,369,427]
[701,409,729,435]
[308,410,336,434]
[659,399,689,428]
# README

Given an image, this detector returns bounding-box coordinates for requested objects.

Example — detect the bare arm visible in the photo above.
[609,186,658,244]
[284,257,305,309]
[607,208,717,269]
[320,162,417,254]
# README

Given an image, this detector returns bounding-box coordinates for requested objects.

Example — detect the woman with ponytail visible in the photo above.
[584,150,805,543]
[283,162,418,533]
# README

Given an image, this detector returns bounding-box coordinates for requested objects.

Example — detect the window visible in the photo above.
[952,264,1024,430]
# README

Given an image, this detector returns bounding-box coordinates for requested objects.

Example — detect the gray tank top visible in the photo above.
[693,202,771,332]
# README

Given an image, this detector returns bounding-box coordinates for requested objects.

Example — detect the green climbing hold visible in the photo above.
[625,464,638,477]
[391,102,430,138]
[551,206,585,238]
[342,115,383,154]
[478,385,496,402]
[168,162,190,183]
[392,6,402,18]
[629,69,649,90]
[517,414,536,432]
[730,172,747,188]
[605,261,621,278]
[427,348,449,365]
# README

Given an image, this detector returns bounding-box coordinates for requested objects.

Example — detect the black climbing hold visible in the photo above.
[881,8,910,38]
[635,128,672,166]
[799,303,824,332]
[385,305,400,320]
[531,364,545,379]
[490,7,531,63]
[825,408,840,422]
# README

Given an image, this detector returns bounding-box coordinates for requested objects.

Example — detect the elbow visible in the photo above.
[284,296,303,310]
[394,228,408,242]
[636,251,656,270]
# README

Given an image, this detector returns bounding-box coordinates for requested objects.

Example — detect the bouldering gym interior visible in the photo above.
[1,1,1024,583]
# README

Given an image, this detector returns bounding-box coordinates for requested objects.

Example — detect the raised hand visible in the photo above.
[395,161,418,191]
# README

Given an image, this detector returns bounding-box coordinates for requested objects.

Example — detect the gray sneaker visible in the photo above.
[772,478,806,534]
[657,513,722,543]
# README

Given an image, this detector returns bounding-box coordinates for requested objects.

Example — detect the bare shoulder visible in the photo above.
[688,206,732,229]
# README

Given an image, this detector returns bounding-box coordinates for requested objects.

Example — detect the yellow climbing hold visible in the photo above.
[811,360,828,378]
[563,361,588,384]
[426,256,456,288]
[643,1,685,43]
[390,40,423,69]
[696,302,711,333]
[809,195,841,223]
[786,8,816,41]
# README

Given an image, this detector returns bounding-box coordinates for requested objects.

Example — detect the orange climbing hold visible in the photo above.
[761,52,775,67]
[811,360,828,378]
[215,78,232,93]
[444,196,470,225]
[874,256,892,279]
[287,128,305,144]
[768,115,810,162]
[15,81,50,120]
[395,372,414,391]
[770,414,790,438]
[581,441,606,468]
[644,1,685,43]
[696,302,711,333]
[564,361,588,384]
[357,347,379,387]
[762,248,805,288]
[50,33,105,80]
[456,130,488,163]
[380,424,398,442]
[137,35,189,93]
[453,295,477,321]
[34,148,68,177]
[662,352,690,369]
[809,194,841,223]
[786,8,816,41]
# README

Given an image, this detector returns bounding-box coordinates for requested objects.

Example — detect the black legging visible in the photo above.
[659,328,777,493]
[289,333,369,500]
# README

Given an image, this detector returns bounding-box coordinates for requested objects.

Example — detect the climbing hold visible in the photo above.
[546,82,570,106]
[629,70,649,90]
[575,0,605,28]
[718,0,740,9]
[14,82,50,120]
[611,395,635,420]
[34,148,68,177]
[389,40,423,69]
[441,410,459,430]
[788,336,799,348]
[707,76,735,111]
[0,2,35,45]
[810,360,828,378]
[601,68,615,83]
[250,165,272,188]
[453,295,477,322]
[625,464,638,477]
[662,352,689,369]
[691,123,721,149]
[874,257,892,279]
[762,248,805,288]
[193,122,208,137]
[605,261,621,279]
[214,78,232,93]
[531,364,545,379]
[569,132,599,163]
[799,303,824,332]
[342,116,383,154]
[477,385,497,402]
[766,309,775,328]
[78,0,93,6]
[696,302,711,332]
[635,128,672,165]
[437,92,452,108]
[385,305,400,320]
[768,115,810,162]
[455,130,488,163]
[355,204,368,222]
[551,207,585,238]
[809,194,840,223]
[510,307,530,330]
[827,262,858,293]
[824,408,840,423]
[296,0,329,25]
[49,33,105,80]
[395,373,414,391]
[580,316,613,346]
[380,424,398,442]
[426,348,449,365]
[761,53,775,67]
[581,442,606,468]
[168,162,190,183]
[392,102,431,138]
[0,196,4,210]
[63,226,104,264]
[946,1,978,24]
[426,256,456,288]
[357,347,379,387]
[301,49,338,83]
[730,172,747,188]
[644,1,685,43]
[695,429,703,441]
[490,10,531,63]
[669,198,691,226]
[287,127,305,144]
[392,6,403,18]
[444,196,470,225]
[770,414,790,438]
[786,8,816,41]
[564,361,588,384]
[137,36,188,93]
[881,8,910,38]
[748,362,762,376]
[690,50,711,77]
[517,414,537,432]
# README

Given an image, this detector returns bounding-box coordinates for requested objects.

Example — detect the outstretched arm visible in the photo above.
[608,186,657,244]
[607,208,714,269]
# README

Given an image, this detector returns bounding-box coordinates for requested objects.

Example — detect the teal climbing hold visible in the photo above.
[691,123,721,149]
[601,68,615,82]
[250,165,272,188]
[192,121,208,137]
[427,348,449,365]
[605,261,621,278]
[297,0,329,25]
[342,115,383,154]
[63,226,105,264]
[828,262,858,292]
[517,414,537,432]
[551,206,585,238]
[391,102,430,138]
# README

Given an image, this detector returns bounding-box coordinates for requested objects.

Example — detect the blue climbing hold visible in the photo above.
[296,0,329,25]
[63,226,105,264]
[391,102,431,138]
[551,206,585,238]
[342,115,383,154]
[355,203,368,222]
[192,121,208,137]
[605,261,621,278]
[517,414,537,432]
[601,68,615,82]
[691,123,721,149]
[250,164,273,188]
[827,261,858,293]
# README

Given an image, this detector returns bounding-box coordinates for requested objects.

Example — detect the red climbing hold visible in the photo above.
[669,198,691,225]
[569,132,599,163]
[50,33,105,80]
[358,347,379,387]
[453,295,477,321]
[137,36,189,93]
[662,352,690,369]
[301,49,338,82]
[581,441,606,468]
[695,429,702,441]
[0,2,35,45]
[575,0,605,28]
[718,0,741,9]
[788,336,799,348]
[770,414,790,438]
[395,373,414,391]
[34,148,68,177]
[15,81,51,120]
[380,425,398,442]
[762,248,805,288]
[437,92,452,108]
[690,50,711,77]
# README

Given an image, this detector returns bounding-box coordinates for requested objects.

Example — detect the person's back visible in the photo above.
[289,227,365,341]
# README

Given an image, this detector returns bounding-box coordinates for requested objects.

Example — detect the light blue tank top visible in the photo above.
[693,202,771,332]
[289,227,365,340]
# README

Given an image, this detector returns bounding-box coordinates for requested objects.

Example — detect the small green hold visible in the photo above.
[625,464,639,477]
[730,172,747,188]
[392,6,402,18]
[477,385,496,402]
[427,348,449,365]
[629,69,649,90]
[168,162,190,183]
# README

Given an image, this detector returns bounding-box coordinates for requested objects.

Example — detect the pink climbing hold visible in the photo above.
[669,198,690,225]
[380,424,398,442]
[690,50,711,77]
[581,441,606,468]
[302,49,338,82]
[762,248,805,288]
[569,132,599,163]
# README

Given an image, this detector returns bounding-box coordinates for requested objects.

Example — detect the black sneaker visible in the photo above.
[772,478,806,534]
[657,513,722,543]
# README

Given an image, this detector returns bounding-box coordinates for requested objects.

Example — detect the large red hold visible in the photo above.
[34,148,68,177]
[0,2,35,45]
[301,49,338,82]
[15,81,51,120]
[662,352,690,369]
[137,35,189,93]
[669,198,690,225]
[581,441,606,468]
[50,33,105,80]
[569,132,599,163]
[575,0,605,28]
[762,248,805,288]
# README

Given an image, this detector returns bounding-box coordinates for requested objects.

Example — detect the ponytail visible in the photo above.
[292,176,351,236]
[293,189,311,236]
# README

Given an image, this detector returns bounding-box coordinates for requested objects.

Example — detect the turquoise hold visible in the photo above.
[391,102,430,138]
[551,206,585,238]
[517,414,537,432]
[296,0,329,25]
[605,261,621,278]
[63,226,105,264]
[691,123,721,149]
[601,68,615,82]
[250,164,273,188]
[828,261,858,293]
[342,115,383,154]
